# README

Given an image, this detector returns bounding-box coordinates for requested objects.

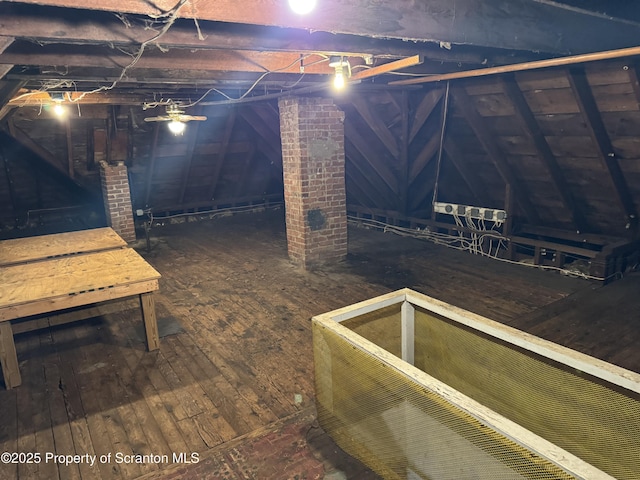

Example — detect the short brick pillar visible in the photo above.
[278,97,347,268]
[100,161,136,243]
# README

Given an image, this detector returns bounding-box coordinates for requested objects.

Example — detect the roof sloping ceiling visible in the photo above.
[0,0,639,242]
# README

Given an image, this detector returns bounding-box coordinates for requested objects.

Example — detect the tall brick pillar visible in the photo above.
[100,161,136,243]
[278,97,347,268]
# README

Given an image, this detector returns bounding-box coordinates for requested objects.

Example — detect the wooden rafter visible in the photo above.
[345,175,375,208]
[628,63,640,110]
[451,86,539,224]
[0,143,19,226]
[0,43,332,76]
[410,159,438,212]
[239,107,282,173]
[235,143,256,198]
[399,91,410,215]
[143,123,160,206]
[351,96,399,158]
[345,148,391,209]
[178,116,202,204]
[65,118,74,179]
[409,134,440,185]
[443,139,493,206]
[499,74,588,232]
[567,67,638,230]
[7,122,65,175]
[343,118,398,196]
[208,109,237,201]
[409,88,444,143]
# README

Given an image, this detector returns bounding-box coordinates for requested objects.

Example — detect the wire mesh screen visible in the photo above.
[413,307,640,480]
[313,320,582,480]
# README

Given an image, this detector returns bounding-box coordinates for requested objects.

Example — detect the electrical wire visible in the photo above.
[346,214,617,281]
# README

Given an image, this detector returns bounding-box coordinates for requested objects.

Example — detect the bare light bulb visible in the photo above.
[168,120,186,135]
[288,0,316,15]
[333,66,346,90]
[53,103,65,117]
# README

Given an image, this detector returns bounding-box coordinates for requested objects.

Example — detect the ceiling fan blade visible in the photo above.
[144,116,170,122]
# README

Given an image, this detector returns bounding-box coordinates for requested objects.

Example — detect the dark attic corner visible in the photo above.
[0,1,639,479]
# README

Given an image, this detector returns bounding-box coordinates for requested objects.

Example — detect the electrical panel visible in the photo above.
[433,202,507,223]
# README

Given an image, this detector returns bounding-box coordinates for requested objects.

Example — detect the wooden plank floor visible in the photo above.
[1,208,636,480]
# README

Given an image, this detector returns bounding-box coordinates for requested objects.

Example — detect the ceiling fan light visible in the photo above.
[168,120,186,135]
[288,0,316,15]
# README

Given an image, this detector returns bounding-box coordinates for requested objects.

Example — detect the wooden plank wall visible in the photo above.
[1,59,639,239]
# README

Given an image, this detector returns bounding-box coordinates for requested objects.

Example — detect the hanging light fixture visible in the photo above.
[50,92,66,117]
[288,0,316,15]
[329,56,350,90]
[167,120,186,135]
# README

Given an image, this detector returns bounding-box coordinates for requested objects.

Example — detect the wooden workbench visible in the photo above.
[0,227,126,266]
[0,231,161,389]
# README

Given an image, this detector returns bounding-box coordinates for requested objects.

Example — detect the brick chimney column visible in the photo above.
[100,161,136,243]
[278,97,347,268]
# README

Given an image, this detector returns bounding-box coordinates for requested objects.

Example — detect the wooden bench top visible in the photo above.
[0,248,160,321]
[0,227,127,267]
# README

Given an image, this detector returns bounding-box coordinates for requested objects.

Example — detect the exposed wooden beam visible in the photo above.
[178,116,202,204]
[350,55,423,81]
[628,63,640,110]
[7,122,64,174]
[0,44,332,75]
[235,143,257,198]
[345,174,377,209]
[567,67,638,230]
[391,45,640,86]
[443,139,493,207]
[399,91,410,215]
[499,74,588,232]
[409,159,438,212]
[11,0,640,54]
[238,107,283,175]
[409,88,443,143]
[209,109,237,201]
[451,86,539,224]
[65,118,74,179]
[144,123,160,206]
[345,141,395,208]
[0,36,13,54]
[0,5,507,65]
[409,134,440,185]
[351,96,399,158]
[343,117,398,196]
[9,92,148,106]
[1,144,20,226]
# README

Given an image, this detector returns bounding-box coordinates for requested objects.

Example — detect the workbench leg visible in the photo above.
[0,322,21,389]
[140,293,160,351]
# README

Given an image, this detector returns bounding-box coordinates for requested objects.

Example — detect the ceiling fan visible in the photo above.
[144,104,207,134]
